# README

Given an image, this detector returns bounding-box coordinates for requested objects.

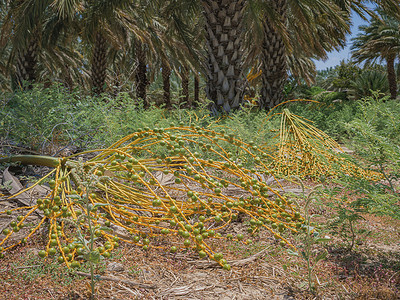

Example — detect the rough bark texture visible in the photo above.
[386,54,397,99]
[202,0,245,115]
[62,64,74,91]
[162,60,172,109]
[135,41,149,107]
[194,74,200,106]
[15,38,39,89]
[181,67,190,107]
[260,0,288,109]
[91,32,108,95]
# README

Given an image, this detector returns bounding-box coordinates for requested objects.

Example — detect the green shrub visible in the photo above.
[339,93,400,219]
[314,91,347,103]
[347,70,389,100]
[0,84,278,156]
[285,99,360,140]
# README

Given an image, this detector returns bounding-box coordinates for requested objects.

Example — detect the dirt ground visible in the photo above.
[1,165,399,300]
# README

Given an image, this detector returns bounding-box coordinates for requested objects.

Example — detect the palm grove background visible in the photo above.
[1,0,400,152]
[0,1,398,102]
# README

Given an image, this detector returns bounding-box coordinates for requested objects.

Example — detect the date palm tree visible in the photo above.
[0,0,52,89]
[0,1,11,90]
[0,2,83,90]
[351,10,400,99]
[180,66,190,106]
[2,0,152,94]
[196,0,347,112]
[150,0,203,108]
[78,1,139,95]
[244,0,353,109]
[134,39,150,106]
[153,0,240,113]
[200,0,246,114]
[0,0,87,90]
[245,0,400,109]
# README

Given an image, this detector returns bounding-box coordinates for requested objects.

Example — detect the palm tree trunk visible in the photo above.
[162,60,172,109]
[15,38,39,89]
[181,67,190,107]
[260,0,288,109]
[91,32,108,95]
[202,0,245,115]
[135,41,149,108]
[194,73,200,106]
[386,54,397,99]
[62,64,74,92]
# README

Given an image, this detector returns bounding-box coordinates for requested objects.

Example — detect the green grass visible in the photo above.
[4,252,79,286]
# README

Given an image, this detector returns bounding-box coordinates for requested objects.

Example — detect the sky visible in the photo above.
[313,12,370,70]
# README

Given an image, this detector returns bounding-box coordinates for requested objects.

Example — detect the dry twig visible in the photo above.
[75,271,157,289]
[187,247,271,269]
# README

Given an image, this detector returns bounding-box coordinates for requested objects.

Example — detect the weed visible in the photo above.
[67,158,114,299]
[4,252,79,286]
[127,265,141,276]
[322,186,368,252]
[288,180,330,294]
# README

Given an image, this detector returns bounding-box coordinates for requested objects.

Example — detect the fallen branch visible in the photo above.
[0,265,42,273]
[160,283,214,297]
[75,271,157,290]
[187,246,271,268]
